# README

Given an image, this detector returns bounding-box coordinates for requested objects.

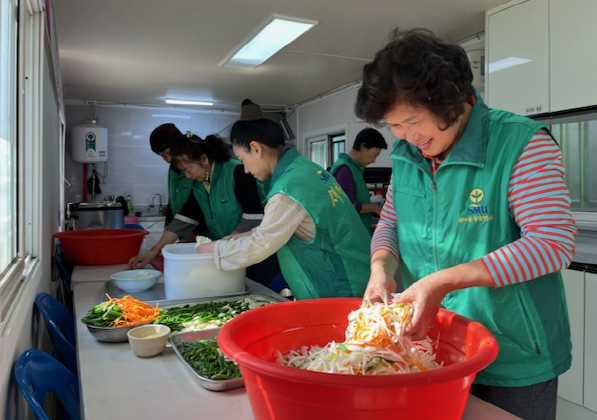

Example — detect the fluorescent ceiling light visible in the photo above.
[151,114,192,119]
[165,98,213,106]
[488,57,532,74]
[222,15,317,70]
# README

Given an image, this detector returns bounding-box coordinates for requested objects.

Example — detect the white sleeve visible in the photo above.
[212,193,310,270]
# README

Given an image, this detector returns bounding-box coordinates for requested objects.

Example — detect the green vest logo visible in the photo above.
[469,188,484,204]
[467,188,488,215]
[460,188,494,223]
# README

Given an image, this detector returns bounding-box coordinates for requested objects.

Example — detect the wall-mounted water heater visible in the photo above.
[71,121,108,163]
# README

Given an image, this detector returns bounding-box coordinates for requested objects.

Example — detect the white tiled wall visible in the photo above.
[64,104,239,215]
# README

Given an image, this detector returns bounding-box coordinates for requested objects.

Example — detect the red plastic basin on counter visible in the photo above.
[217,298,499,420]
[54,228,147,265]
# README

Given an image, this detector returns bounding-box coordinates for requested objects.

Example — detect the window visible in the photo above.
[308,133,345,170]
[543,112,597,214]
[0,0,20,308]
[1,0,47,326]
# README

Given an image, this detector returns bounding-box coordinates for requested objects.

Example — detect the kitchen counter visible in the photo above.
[73,265,521,420]
[574,229,597,266]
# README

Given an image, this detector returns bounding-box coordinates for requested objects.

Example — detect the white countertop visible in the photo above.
[73,265,521,420]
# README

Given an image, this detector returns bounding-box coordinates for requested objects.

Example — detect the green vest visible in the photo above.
[167,167,193,216]
[330,153,372,233]
[390,94,571,387]
[266,148,371,300]
[191,160,243,240]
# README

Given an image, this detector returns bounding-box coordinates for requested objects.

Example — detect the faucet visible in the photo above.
[149,193,163,214]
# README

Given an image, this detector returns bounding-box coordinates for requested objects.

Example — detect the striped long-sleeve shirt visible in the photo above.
[371,131,577,287]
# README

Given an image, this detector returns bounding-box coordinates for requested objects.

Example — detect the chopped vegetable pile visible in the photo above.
[277,301,441,375]
[155,297,271,332]
[176,338,241,381]
[81,294,160,328]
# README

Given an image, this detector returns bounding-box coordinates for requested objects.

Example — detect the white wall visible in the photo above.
[63,105,240,215]
[293,84,395,168]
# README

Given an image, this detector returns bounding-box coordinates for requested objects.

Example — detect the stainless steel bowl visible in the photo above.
[86,323,150,343]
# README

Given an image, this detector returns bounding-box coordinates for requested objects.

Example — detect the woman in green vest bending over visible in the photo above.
[329,127,387,234]
[128,123,196,269]
[197,116,371,300]
[148,123,193,223]
[357,28,576,420]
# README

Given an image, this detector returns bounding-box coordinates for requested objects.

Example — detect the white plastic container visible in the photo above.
[162,243,246,300]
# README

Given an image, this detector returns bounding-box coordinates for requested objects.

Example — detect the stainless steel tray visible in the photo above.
[154,292,283,309]
[154,293,284,332]
[104,280,250,302]
[170,328,244,392]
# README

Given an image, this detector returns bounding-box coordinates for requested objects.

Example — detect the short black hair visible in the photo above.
[149,123,182,154]
[353,127,388,151]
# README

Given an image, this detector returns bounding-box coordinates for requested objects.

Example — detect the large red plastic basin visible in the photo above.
[54,228,147,265]
[218,297,498,420]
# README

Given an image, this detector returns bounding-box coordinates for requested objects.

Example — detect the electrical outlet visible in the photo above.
[85,100,97,106]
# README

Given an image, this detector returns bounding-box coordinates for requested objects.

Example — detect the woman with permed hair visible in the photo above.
[356,28,576,420]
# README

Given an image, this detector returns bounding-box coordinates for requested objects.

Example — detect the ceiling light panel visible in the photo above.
[221,15,318,70]
[165,98,214,106]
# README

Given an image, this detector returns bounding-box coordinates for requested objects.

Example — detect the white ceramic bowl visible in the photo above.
[127,324,171,357]
[110,269,161,293]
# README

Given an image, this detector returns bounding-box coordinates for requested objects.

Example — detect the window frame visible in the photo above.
[0,0,47,330]
[305,124,347,169]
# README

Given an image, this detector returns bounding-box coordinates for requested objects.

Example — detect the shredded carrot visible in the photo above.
[103,294,160,327]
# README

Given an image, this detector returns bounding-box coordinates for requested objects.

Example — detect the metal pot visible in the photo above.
[66,202,124,230]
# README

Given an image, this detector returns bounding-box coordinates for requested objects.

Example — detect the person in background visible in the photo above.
[130,132,281,287]
[196,109,372,300]
[356,28,576,420]
[329,127,387,234]
[148,123,191,224]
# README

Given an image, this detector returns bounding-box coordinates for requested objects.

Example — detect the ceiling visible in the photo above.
[53,0,508,113]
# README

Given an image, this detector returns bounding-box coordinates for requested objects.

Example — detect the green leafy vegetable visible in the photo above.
[177,338,241,381]
[81,302,123,327]
[156,297,271,331]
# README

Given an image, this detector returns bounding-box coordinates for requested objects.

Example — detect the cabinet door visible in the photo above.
[559,268,585,405]
[550,0,597,112]
[486,0,549,115]
[584,272,597,412]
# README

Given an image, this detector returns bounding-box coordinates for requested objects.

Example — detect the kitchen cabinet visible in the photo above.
[558,267,597,419]
[485,0,549,116]
[560,268,585,406]
[486,0,597,115]
[549,0,597,112]
[584,272,597,413]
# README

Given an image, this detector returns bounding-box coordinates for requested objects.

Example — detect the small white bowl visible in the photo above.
[110,269,161,293]
[127,324,171,357]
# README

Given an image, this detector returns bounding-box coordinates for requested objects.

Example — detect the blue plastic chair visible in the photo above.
[34,293,77,375]
[53,244,73,311]
[13,349,80,420]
